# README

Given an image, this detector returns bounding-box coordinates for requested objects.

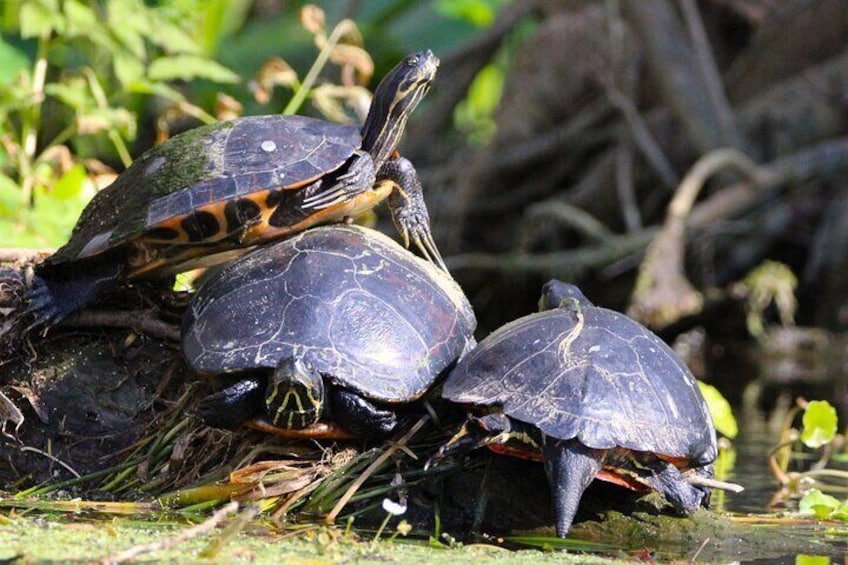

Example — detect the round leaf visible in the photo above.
[698,382,738,438]
[800,400,838,449]
[798,488,839,519]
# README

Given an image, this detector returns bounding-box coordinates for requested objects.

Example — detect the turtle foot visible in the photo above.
[383,156,447,271]
[330,387,397,438]
[197,377,264,430]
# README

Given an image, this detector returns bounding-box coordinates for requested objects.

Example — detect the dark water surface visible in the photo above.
[708,407,848,563]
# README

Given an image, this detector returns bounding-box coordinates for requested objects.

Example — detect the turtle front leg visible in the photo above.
[197,376,265,429]
[302,150,376,210]
[381,156,447,271]
[328,387,397,437]
[543,439,604,538]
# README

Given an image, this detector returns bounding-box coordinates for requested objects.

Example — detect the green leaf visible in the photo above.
[113,51,146,87]
[454,63,503,144]
[0,173,22,216]
[63,0,97,37]
[698,382,738,439]
[63,0,118,52]
[145,11,204,55]
[434,0,506,27]
[0,37,30,86]
[45,79,92,110]
[796,556,834,565]
[831,502,848,522]
[52,164,87,200]
[106,0,148,59]
[126,80,187,103]
[148,55,239,83]
[800,400,838,449]
[19,0,63,38]
[798,488,840,519]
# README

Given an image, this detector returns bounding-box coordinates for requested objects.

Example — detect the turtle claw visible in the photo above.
[411,230,447,272]
[302,186,349,210]
[303,150,375,211]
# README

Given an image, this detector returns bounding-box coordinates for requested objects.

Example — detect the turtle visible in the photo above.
[182,224,476,437]
[427,280,719,538]
[26,50,441,327]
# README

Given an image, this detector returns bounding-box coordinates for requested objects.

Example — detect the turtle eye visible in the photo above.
[403,54,419,67]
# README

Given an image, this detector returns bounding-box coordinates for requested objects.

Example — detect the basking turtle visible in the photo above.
[28,50,441,326]
[183,224,476,437]
[429,280,720,538]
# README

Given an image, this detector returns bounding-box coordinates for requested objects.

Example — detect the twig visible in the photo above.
[63,309,180,341]
[690,536,710,563]
[324,415,429,523]
[520,201,615,250]
[680,0,741,150]
[18,445,80,478]
[684,474,744,493]
[99,501,239,564]
[629,148,759,327]
[621,0,746,153]
[604,84,679,190]
[199,503,260,558]
[615,140,641,231]
[0,248,53,264]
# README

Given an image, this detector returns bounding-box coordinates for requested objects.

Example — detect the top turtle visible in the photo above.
[27,50,441,326]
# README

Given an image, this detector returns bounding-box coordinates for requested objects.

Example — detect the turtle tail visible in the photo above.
[543,439,604,538]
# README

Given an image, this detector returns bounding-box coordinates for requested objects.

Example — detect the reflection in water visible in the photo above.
[718,413,783,514]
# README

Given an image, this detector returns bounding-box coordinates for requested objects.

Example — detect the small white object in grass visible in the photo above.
[382,498,407,516]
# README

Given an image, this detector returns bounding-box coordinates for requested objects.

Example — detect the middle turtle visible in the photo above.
[183,224,476,437]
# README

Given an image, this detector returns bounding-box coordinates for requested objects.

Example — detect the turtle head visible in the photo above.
[361,50,439,168]
[539,280,594,312]
[426,411,540,470]
[265,356,325,429]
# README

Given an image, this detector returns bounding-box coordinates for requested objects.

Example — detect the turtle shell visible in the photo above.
[42,115,360,269]
[182,225,476,401]
[442,301,716,466]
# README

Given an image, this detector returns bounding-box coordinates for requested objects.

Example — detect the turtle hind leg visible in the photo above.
[28,259,124,328]
[328,387,397,438]
[543,439,604,538]
[637,458,709,514]
[302,151,376,210]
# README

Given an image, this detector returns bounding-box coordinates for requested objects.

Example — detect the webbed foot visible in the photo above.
[382,156,447,270]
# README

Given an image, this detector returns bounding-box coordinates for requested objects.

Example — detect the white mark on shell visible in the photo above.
[588,344,601,353]
[145,156,166,176]
[261,140,277,152]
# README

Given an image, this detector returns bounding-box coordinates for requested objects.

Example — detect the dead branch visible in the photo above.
[63,309,180,341]
[99,501,240,564]
[629,148,760,328]
[621,0,749,154]
[446,137,848,278]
